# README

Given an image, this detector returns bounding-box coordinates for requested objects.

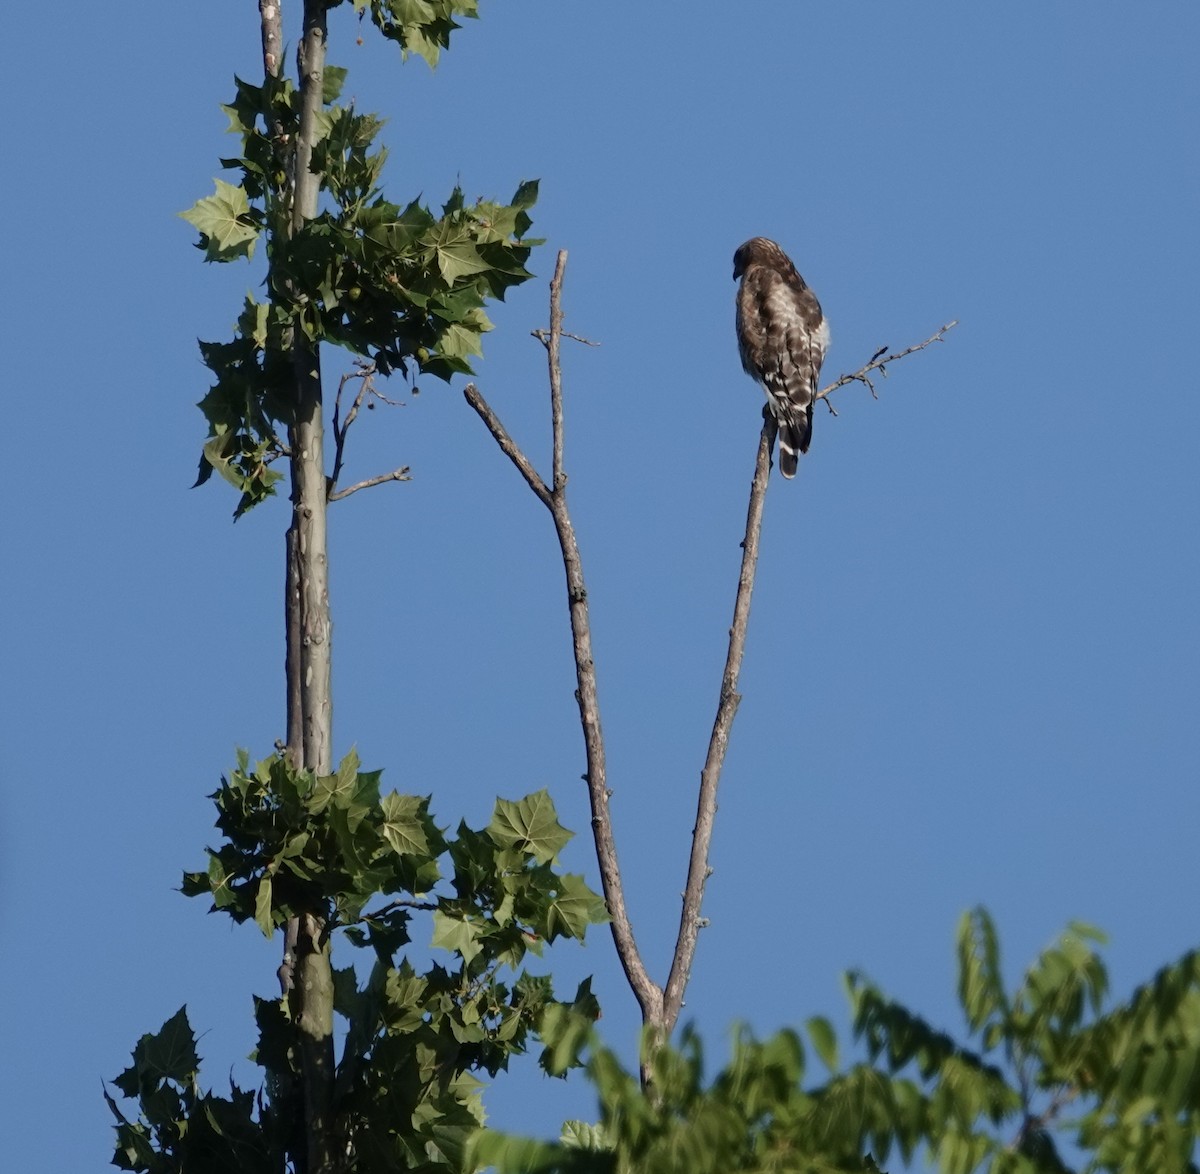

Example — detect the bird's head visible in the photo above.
[732,236,781,280]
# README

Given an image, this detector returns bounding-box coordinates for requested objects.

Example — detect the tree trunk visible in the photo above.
[285,5,336,1171]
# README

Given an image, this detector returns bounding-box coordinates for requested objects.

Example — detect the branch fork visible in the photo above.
[328,359,411,501]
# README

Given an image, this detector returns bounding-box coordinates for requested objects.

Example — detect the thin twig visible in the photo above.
[330,363,374,492]
[328,467,411,501]
[817,320,957,408]
[328,360,409,499]
[662,414,774,1027]
[532,328,600,348]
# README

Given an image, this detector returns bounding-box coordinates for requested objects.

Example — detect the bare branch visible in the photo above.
[532,328,600,348]
[817,320,957,409]
[660,323,957,1018]
[464,254,664,1029]
[329,362,374,493]
[547,474,663,1029]
[463,384,553,508]
[327,467,411,501]
[328,360,408,499]
[544,252,568,490]
[359,897,438,918]
[663,414,774,1027]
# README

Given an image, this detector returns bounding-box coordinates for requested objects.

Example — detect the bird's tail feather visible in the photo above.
[777,410,812,479]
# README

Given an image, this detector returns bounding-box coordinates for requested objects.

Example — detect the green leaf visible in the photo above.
[511,178,539,210]
[543,874,608,942]
[180,179,260,262]
[254,875,274,935]
[383,960,429,1034]
[807,1015,840,1074]
[560,1120,608,1150]
[380,791,431,857]
[468,1130,565,1174]
[310,748,364,815]
[322,64,348,104]
[250,995,293,1076]
[957,906,1009,1034]
[434,241,493,283]
[489,790,572,864]
[431,910,484,963]
[113,1006,200,1098]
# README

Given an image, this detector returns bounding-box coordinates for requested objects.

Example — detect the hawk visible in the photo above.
[733,237,829,477]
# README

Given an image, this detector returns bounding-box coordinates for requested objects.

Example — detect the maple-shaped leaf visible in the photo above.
[181,179,260,262]
[543,874,607,942]
[435,241,493,284]
[112,1007,200,1098]
[489,791,571,864]
[380,791,431,856]
[431,910,484,963]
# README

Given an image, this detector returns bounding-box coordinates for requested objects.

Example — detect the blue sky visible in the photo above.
[3,2,1198,1168]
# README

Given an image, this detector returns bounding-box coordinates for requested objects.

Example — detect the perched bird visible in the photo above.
[733,237,829,477]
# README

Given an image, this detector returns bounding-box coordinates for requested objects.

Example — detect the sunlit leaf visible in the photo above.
[181,179,260,262]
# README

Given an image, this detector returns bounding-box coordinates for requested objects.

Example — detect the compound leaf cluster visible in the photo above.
[183,69,541,516]
[112,752,606,1172]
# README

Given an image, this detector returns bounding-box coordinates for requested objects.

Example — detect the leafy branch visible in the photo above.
[111,751,607,1173]
[183,64,542,517]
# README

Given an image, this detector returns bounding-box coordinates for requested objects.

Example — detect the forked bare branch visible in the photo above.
[328,360,409,501]
[466,251,954,1058]
[465,252,664,1030]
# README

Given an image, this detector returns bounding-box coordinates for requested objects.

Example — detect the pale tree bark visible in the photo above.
[288,8,335,1171]
[260,1,336,1170]
[290,3,334,777]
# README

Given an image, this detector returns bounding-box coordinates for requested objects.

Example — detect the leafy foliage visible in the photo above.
[184,68,541,515]
[134,3,1200,1171]
[473,1025,888,1174]
[841,908,1200,1173]
[349,0,481,68]
[470,912,1200,1174]
[109,754,606,1172]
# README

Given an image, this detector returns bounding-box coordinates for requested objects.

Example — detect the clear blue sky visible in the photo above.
[3,3,1198,1168]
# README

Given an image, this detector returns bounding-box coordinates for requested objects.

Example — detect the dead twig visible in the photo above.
[328,467,411,501]
[817,320,957,411]
[329,361,375,492]
[357,897,438,919]
[328,360,408,500]
[531,328,600,348]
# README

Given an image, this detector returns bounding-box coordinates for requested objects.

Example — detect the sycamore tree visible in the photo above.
[108,3,1200,1173]
[110,4,605,1173]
